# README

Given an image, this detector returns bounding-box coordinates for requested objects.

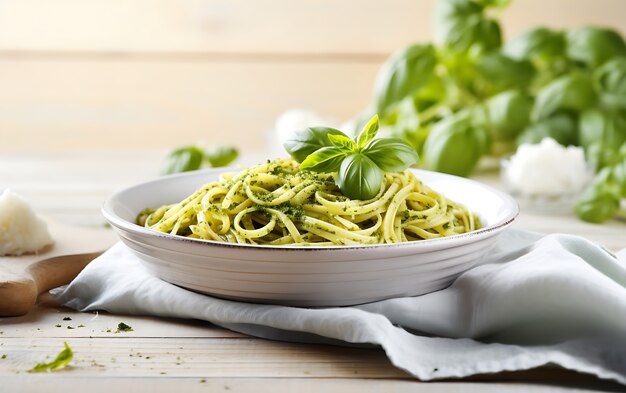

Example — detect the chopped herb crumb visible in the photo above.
[116,322,133,333]
[77,325,85,328]
[55,324,62,328]
[62,317,72,321]
[91,360,105,368]
[1,354,6,359]
[67,326,74,330]
[200,379,206,383]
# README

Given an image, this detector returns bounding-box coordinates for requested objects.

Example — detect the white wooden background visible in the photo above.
[0,0,625,155]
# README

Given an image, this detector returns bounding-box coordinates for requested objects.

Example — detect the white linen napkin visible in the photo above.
[53,229,626,385]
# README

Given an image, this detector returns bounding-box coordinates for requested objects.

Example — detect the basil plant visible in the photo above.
[359,0,626,223]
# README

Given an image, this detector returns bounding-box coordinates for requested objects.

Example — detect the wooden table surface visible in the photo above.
[1,151,625,393]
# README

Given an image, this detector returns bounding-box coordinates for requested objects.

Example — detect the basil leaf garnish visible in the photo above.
[283,114,419,200]
[337,153,384,200]
[283,127,349,163]
[364,138,419,172]
[327,133,356,151]
[299,146,348,173]
[356,114,380,148]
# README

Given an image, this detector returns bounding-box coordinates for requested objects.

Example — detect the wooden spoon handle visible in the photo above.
[30,252,102,293]
[0,252,101,317]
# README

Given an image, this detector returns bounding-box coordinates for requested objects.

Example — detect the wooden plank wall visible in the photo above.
[0,0,624,154]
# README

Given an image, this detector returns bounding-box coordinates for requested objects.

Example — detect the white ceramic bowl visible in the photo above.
[102,168,518,306]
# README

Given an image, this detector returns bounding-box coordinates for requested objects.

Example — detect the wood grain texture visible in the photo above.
[0,0,623,55]
[0,0,427,55]
[0,0,625,153]
[1,303,622,392]
[0,58,378,153]
[0,378,619,393]
[0,337,408,378]
[0,296,245,338]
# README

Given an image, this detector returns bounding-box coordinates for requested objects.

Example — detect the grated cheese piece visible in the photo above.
[0,189,53,256]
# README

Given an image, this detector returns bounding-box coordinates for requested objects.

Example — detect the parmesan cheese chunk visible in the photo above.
[505,138,591,197]
[0,189,53,256]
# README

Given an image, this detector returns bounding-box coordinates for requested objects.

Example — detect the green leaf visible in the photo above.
[29,342,73,373]
[477,53,535,92]
[612,156,626,196]
[517,113,578,147]
[327,133,356,151]
[383,98,430,154]
[579,109,626,168]
[205,145,238,167]
[566,27,626,68]
[161,146,204,175]
[595,57,626,95]
[356,115,380,148]
[435,0,482,49]
[532,73,597,121]
[575,168,621,223]
[336,153,384,200]
[579,109,626,150]
[299,146,348,173]
[472,18,503,53]
[575,189,620,223]
[422,111,489,177]
[594,57,626,111]
[363,138,419,172]
[435,0,502,54]
[586,142,623,172]
[373,44,437,116]
[486,90,533,141]
[283,127,349,163]
[412,74,448,112]
[504,27,566,61]
[473,0,510,7]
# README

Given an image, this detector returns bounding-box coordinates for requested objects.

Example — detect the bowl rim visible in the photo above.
[102,167,519,252]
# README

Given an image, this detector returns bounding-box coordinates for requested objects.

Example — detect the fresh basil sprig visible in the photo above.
[284,115,418,200]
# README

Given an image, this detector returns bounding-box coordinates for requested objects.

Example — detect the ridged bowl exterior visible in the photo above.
[103,168,518,306]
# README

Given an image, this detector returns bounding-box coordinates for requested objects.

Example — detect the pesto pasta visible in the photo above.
[137,158,481,246]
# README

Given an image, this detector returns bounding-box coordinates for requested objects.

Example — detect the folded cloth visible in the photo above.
[53,229,626,385]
